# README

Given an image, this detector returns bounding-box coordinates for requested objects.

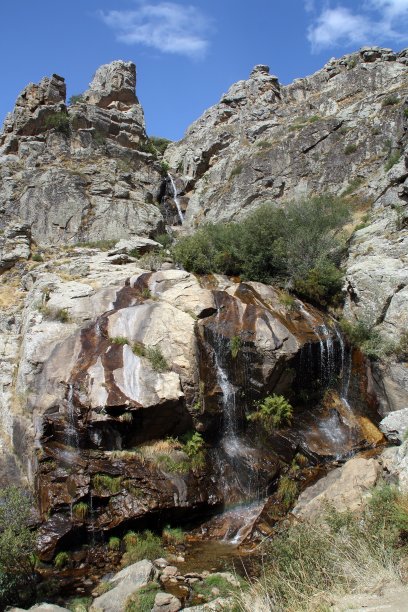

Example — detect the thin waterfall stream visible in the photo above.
[168,173,184,224]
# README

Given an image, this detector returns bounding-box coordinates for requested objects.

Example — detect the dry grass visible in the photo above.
[138,438,182,460]
[232,485,408,612]
[0,286,24,310]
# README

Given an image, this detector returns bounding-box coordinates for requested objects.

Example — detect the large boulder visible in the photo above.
[380,408,408,442]
[90,560,155,612]
[292,456,381,519]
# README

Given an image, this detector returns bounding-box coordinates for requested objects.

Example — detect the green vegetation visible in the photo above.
[340,319,394,360]
[230,164,243,178]
[92,129,106,146]
[93,581,113,596]
[125,582,160,612]
[160,160,170,175]
[404,108,408,118]
[162,525,185,545]
[110,336,129,346]
[145,346,169,372]
[230,335,242,359]
[108,537,121,552]
[157,455,190,474]
[384,150,402,171]
[344,143,358,155]
[154,232,173,249]
[236,484,408,612]
[183,431,205,470]
[395,331,408,361]
[276,475,298,508]
[67,597,92,612]
[31,253,44,262]
[341,176,364,197]
[54,551,70,569]
[0,487,38,609]
[123,531,138,548]
[72,502,89,521]
[45,111,70,136]
[247,394,293,433]
[38,305,71,323]
[172,196,349,306]
[289,115,321,131]
[279,291,296,310]
[68,94,84,105]
[149,136,172,155]
[193,574,244,602]
[93,474,122,494]
[382,95,400,107]
[122,530,164,566]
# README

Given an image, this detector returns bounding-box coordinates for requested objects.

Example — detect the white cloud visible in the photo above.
[308,7,370,49]
[307,0,408,51]
[100,2,211,58]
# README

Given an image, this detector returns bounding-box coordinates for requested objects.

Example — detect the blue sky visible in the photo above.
[1,1,408,141]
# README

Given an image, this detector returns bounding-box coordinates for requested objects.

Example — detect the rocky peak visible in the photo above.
[83,60,138,109]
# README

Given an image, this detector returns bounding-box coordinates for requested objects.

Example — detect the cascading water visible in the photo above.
[65,383,79,450]
[168,173,184,224]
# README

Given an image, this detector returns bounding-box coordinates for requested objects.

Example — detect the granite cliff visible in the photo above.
[0,49,407,608]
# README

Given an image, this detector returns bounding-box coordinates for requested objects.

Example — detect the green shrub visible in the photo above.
[344,143,358,155]
[132,342,146,357]
[293,260,344,306]
[125,582,160,612]
[154,233,173,249]
[171,195,349,306]
[340,319,395,360]
[160,160,170,175]
[93,581,113,596]
[72,502,89,521]
[145,346,169,372]
[93,474,122,494]
[0,487,38,608]
[382,95,399,107]
[108,537,121,551]
[45,112,70,136]
[68,94,84,105]
[54,551,69,569]
[149,136,172,155]
[122,530,164,566]
[230,335,242,359]
[247,394,293,432]
[31,253,44,262]
[404,108,408,118]
[123,531,138,549]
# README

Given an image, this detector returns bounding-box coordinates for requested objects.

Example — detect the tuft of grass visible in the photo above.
[45,112,70,136]
[93,581,113,596]
[339,319,395,360]
[162,525,185,545]
[157,455,190,474]
[72,502,89,521]
[279,291,296,310]
[108,536,121,551]
[193,574,244,602]
[122,530,164,566]
[38,305,71,323]
[382,95,399,107]
[123,531,138,548]
[93,474,122,494]
[31,253,44,262]
[276,476,298,508]
[344,143,358,155]
[125,582,160,612]
[230,335,242,359]
[145,346,169,372]
[54,551,70,569]
[230,164,243,178]
[110,336,129,346]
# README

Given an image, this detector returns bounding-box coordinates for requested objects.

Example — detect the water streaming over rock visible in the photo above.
[65,383,79,449]
[168,173,184,224]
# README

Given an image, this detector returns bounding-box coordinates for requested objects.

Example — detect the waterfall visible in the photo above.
[65,383,79,449]
[168,173,184,224]
[333,323,352,409]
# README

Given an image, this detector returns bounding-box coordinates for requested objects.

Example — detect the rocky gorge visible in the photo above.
[0,48,408,611]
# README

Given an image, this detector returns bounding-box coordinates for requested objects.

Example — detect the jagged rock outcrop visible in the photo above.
[0,61,163,245]
[165,46,408,414]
